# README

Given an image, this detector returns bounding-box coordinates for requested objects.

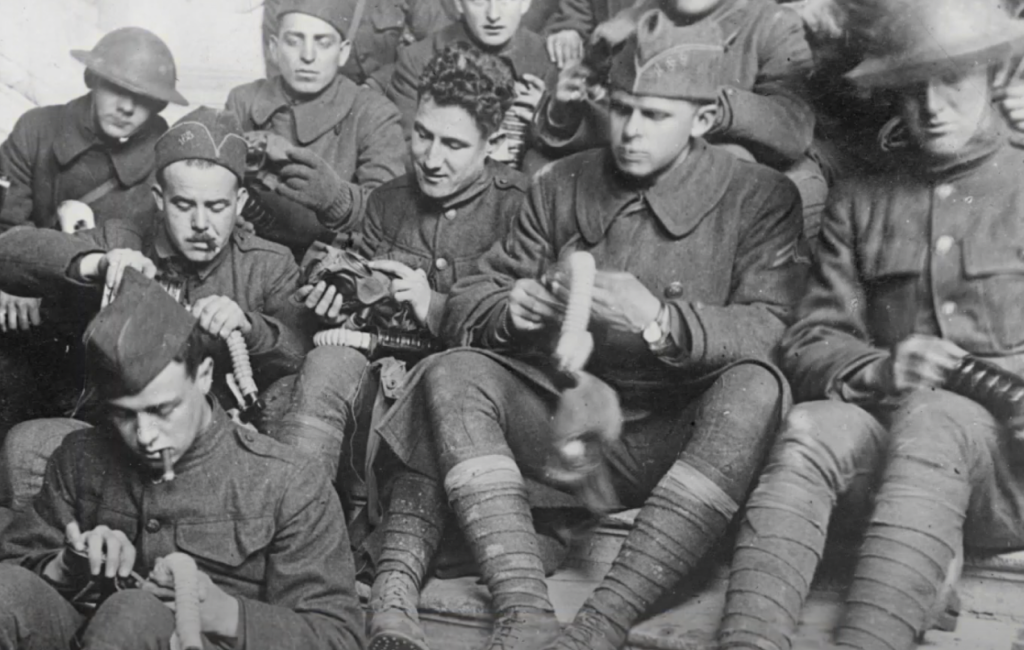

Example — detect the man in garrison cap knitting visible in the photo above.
[716,2,1024,649]
[0,269,362,650]
[227,0,406,252]
[0,107,313,513]
[363,13,807,650]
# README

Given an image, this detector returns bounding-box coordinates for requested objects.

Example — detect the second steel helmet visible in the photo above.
[71,27,188,106]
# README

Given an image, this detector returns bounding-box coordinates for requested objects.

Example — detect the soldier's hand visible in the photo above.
[78,249,157,307]
[66,521,136,579]
[145,566,240,638]
[549,270,660,335]
[553,64,591,106]
[369,260,432,325]
[0,291,42,333]
[296,281,347,325]
[547,30,585,69]
[856,334,968,394]
[277,148,345,215]
[191,295,252,339]
[508,278,562,333]
[994,80,1024,133]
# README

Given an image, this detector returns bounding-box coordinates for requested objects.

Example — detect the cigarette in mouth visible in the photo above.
[161,449,175,482]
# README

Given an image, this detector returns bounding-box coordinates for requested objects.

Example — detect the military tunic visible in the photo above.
[376,140,807,475]
[0,94,165,233]
[0,402,364,650]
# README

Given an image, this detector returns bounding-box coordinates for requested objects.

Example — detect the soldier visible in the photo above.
[367,13,807,650]
[0,107,313,512]
[274,44,525,493]
[543,0,634,69]
[0,27,185,235]
[0,269,363,650]
[0,28,187,432]
[716,2,1024,649]
[530,0,823,236]
[386,0,555,169]
[228,0,406,252]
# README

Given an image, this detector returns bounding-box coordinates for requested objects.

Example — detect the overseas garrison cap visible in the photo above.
[607,10,724,102]
[84,268,198,397]
[276,0,358,38]
[155,107,248,181]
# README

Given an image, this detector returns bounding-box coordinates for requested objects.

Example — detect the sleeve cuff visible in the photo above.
[425,290,447,336]
[320,183,356,231]
[542,95,584,138]
[66,250,106,285]
[243,313,276,354]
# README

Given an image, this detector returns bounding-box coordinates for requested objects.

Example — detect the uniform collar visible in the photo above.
[438,22,549,78]
[249,75,358,145]
[167,399,230,477]
[53,93,163,187]
[575,139,735,244]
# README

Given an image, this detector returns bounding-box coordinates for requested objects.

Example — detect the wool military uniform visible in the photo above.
[272,160,527,484]
[0,272,362,650]
[0,95,165,234]
[717,2,1024,645]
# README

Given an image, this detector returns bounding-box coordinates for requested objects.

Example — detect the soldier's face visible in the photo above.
[107,358,214,473]
[271,13,351,97]
[411,97,497,199]
[608,89,717,179]
[153,161,247,265]
[91,78,158,140]
[458,0,532,49]
[900,66,992,158]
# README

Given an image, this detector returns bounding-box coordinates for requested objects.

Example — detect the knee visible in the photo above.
[1,418,83,510]
[299,345,371,386]
[769,401,875,489]
[422,350,502,402]
[717,363,782,414]
[891,389,993,457]
[0,565,44,606]
[84,590,175,647]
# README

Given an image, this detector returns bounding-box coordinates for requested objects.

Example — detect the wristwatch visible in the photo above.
[642,303,675,356]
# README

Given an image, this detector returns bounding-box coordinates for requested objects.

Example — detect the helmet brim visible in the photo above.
[71,50,189,106]
[846,26,1024,89]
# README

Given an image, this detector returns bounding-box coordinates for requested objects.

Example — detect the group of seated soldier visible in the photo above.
[2,0,1024,649]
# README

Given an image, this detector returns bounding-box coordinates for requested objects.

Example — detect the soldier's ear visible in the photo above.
[454,0,466,16]
[268,34,281,65]
[234,185,249,222]
[195,357,214,396]
[519,0,533,16]
[152,181,166,213]
[337,40,352,68]
[690,102,719,139]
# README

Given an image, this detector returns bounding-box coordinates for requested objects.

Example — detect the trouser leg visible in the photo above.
[424,351,560,649]
[271,345,375,481]
[0,417,89,511]
[835,390,993,650]
[0,564,84,650]
[719,399,890,650]
[555,363,782,650]
[367,470,449,650]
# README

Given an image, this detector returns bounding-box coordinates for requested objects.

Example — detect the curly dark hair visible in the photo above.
[417,42,517,137]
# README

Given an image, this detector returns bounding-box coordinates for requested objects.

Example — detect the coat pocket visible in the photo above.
[175,517,275,585]
[863,239,923,345]
[963,240,1024,352]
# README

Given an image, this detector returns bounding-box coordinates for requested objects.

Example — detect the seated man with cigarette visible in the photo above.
[0,269,363,650]
[0,107,313,512]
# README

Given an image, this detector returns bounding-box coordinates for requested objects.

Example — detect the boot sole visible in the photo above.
[369,631,431,650]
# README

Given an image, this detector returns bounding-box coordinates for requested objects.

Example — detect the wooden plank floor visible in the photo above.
[405,517,1024,650]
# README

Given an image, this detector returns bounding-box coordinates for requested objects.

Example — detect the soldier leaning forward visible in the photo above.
[0,270,362,650]
[365,13,808,650]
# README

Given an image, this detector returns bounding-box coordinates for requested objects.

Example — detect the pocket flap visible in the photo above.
[175,517,274,568]
[963,240,1024,277]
